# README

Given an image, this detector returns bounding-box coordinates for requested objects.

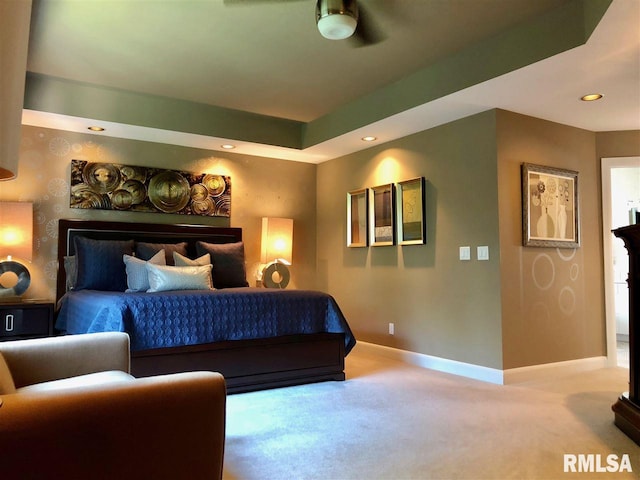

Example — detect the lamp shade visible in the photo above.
[0,202,33,262]
[0,0,32,180]
[260,217,293,265]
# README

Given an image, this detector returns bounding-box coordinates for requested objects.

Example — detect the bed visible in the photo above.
[55,219,355,393]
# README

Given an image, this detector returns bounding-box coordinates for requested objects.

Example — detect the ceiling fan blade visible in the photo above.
[349,2,386,47]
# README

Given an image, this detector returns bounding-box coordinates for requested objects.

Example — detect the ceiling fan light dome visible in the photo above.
[317,14,357,40]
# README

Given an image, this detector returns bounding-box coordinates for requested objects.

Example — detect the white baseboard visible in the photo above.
[353,342,504,384]
[502,356,608,384]
[353,342,608,385]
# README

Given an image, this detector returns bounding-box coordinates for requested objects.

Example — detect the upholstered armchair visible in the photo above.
[0,332,226,480]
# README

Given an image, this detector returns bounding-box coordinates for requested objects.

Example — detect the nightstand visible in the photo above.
[0,301,54,341]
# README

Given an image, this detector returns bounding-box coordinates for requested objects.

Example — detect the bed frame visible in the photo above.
[56,219,346,393]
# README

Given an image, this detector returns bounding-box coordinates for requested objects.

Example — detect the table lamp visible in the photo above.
[260,217,293,289]
[0,202,33,301]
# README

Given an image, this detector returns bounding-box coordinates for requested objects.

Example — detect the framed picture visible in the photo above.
[396,177,425,245]
[70,159,231,217]
[369,184,395,246]
[522,163,579,248]
[347,188,368,247]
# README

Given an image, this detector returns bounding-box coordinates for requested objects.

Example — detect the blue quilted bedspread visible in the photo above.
[56,288,355,354]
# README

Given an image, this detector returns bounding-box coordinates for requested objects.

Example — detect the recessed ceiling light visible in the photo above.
[87,126,105,132]
[221,144,236,149]
[361,136,377,142]
[580,93,604,101]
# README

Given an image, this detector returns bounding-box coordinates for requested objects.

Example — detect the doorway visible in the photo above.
[602,157,640,368]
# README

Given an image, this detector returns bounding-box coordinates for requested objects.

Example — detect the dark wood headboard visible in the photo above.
[57,219,243,301]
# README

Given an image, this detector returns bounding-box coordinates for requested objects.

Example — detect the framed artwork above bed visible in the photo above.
[70,159,231,217]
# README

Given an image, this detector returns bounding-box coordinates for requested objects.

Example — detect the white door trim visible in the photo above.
[601,156,640,367]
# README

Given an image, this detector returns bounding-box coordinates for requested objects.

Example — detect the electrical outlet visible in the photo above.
[389,322,395,335]
[459,246,471,261]
[477,246,489,261]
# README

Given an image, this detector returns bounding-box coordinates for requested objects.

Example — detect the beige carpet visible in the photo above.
[222,346,638,480]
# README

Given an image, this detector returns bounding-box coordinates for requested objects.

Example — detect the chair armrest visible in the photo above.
[0,332,130,388]
[0,371,226,480]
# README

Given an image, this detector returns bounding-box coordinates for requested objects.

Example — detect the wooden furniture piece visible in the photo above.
[57,219,348,393]
[612,224,640,445]
[0,301,54,341]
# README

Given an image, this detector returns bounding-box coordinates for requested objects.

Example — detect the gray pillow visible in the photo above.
[135,242,188,266]
[195,241,248,289]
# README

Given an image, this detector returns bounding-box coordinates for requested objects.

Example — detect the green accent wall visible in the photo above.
[305,0,612,148]
[317,111,504,369]
[23,0,613,152]
[24,74,305,149]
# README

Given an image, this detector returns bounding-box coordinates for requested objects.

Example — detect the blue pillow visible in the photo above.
[74,237,134,291]
[135,242,188,266]
[195,241,248,289]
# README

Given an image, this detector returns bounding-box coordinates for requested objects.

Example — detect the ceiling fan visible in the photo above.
[223,0,385,47]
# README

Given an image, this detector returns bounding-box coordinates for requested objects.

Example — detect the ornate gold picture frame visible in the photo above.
[522,163,579,248]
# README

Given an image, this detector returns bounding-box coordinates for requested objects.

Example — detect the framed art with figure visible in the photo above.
[369,184,395,246]
[396,177,425,245]
[522,163,579,248]
[347,188,368,248]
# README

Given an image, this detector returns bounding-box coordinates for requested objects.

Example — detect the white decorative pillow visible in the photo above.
[146,263,213,293]
[123,250,166,293]
[173,251,211,267]
[63,255,77,291]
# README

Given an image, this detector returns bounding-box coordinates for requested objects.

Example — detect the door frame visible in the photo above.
[601,156,640,366]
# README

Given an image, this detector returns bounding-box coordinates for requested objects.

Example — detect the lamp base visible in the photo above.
[0,260,31,297]
[261,262,291,289]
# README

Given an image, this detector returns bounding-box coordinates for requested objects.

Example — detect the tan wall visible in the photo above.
[595,130,640,159]
[317,111,505,369]
[318,109,617,371]
[496,110,605,369]
[0,125,317,300]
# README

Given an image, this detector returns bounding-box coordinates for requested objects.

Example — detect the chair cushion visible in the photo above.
[0,353,16,395]
[16,370,134,394]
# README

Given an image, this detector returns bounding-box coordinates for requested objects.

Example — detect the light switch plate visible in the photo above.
[459,246,471,261]
[477,246,489,261]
